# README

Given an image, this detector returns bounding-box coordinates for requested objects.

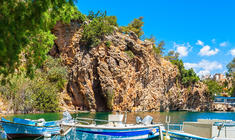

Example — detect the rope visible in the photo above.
[34,135,43,140]
[217,122,224,137]
[6,133,13,140]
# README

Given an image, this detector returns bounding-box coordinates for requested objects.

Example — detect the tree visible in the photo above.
[226,58,235,96]
[145,36,165,56]
[120,17,144,38]
[204,79,223,96]
[171,59,199,86]
[227,58,235,74]
[0,0,85,77]
[165,50,179,61]
[0,56,67,112]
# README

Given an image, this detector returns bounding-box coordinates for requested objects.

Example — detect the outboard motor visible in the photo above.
[61,111,73,123]
[136,116,142,124]
[142,115,153,125]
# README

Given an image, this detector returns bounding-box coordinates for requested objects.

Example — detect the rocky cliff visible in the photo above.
[50,21,212,112]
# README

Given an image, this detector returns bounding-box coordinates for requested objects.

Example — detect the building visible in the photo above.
[213,73,226,82]
[214,96,235,104]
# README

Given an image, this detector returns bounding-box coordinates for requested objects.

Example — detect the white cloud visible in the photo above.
[230,49,235,56]
[198,70,210,77]
[196,40,204,46]
[212,39,216,44]
[184,60,222,71]
[219,41,228,47]
[198,60,222,71]
[176,46,188,57]
[184,60,223,77]
[184,63,198,69]
[173,42,192,57]
[198,45,219,56]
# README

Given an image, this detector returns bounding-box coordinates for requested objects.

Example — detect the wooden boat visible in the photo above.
[61,114,164,140]
[0,117,61,139]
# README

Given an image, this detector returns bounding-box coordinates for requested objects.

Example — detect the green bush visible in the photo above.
[31,80,60,112]
[0,56,68,113]
[171,59,199,86]
[105,41,111,48]
[43,56,68,90]
[81,11,118,48]
[204,79,223,97]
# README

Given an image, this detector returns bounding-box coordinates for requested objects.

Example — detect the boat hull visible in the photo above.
[1,121,60,139]
[72,124,160,140]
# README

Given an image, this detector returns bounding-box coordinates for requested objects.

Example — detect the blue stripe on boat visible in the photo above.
[77,128,159,136]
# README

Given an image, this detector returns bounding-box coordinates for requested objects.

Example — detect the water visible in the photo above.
[2,111,235,139]
[4,111,235,123]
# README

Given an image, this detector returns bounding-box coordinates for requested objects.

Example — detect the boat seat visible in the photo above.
[108,114,123,126]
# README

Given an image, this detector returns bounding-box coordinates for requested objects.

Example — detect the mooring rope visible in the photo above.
[34,135,43,140]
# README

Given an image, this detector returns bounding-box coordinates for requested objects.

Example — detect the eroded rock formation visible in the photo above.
[51,21,212,112]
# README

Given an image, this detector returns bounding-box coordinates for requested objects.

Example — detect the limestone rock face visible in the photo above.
[213,103,235,112]
[51,21,212,112]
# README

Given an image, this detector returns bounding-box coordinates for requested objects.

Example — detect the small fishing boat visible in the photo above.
[0,117,61,139]
[61,113,164,140]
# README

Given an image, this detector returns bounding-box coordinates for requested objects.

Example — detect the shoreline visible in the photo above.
[0,108,235,116]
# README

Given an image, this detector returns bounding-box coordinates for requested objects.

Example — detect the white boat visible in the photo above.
[61,113,164,140]
[163,119,235,140]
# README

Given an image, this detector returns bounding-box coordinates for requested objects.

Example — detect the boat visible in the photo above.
[61,113,164,140]
[0,117,61,139]
[162,118,235,140]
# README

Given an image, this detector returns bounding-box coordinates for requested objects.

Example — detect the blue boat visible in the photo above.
[61,114,163,140]
[0,117,61,139]
[74,124,161,139]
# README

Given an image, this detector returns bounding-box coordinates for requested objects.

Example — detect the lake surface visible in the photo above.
[3,111,235,123]
[1,111,235,140]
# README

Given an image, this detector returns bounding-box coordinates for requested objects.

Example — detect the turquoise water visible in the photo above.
[3,111,235,123]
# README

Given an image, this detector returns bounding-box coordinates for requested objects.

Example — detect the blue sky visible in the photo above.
[76,0,235,77]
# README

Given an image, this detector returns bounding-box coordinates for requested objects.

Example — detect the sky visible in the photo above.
[76,0,235,77]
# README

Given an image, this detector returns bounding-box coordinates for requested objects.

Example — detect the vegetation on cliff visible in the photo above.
[80,11,118,48]
[120,17,144,38]
[171,59,199,86]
